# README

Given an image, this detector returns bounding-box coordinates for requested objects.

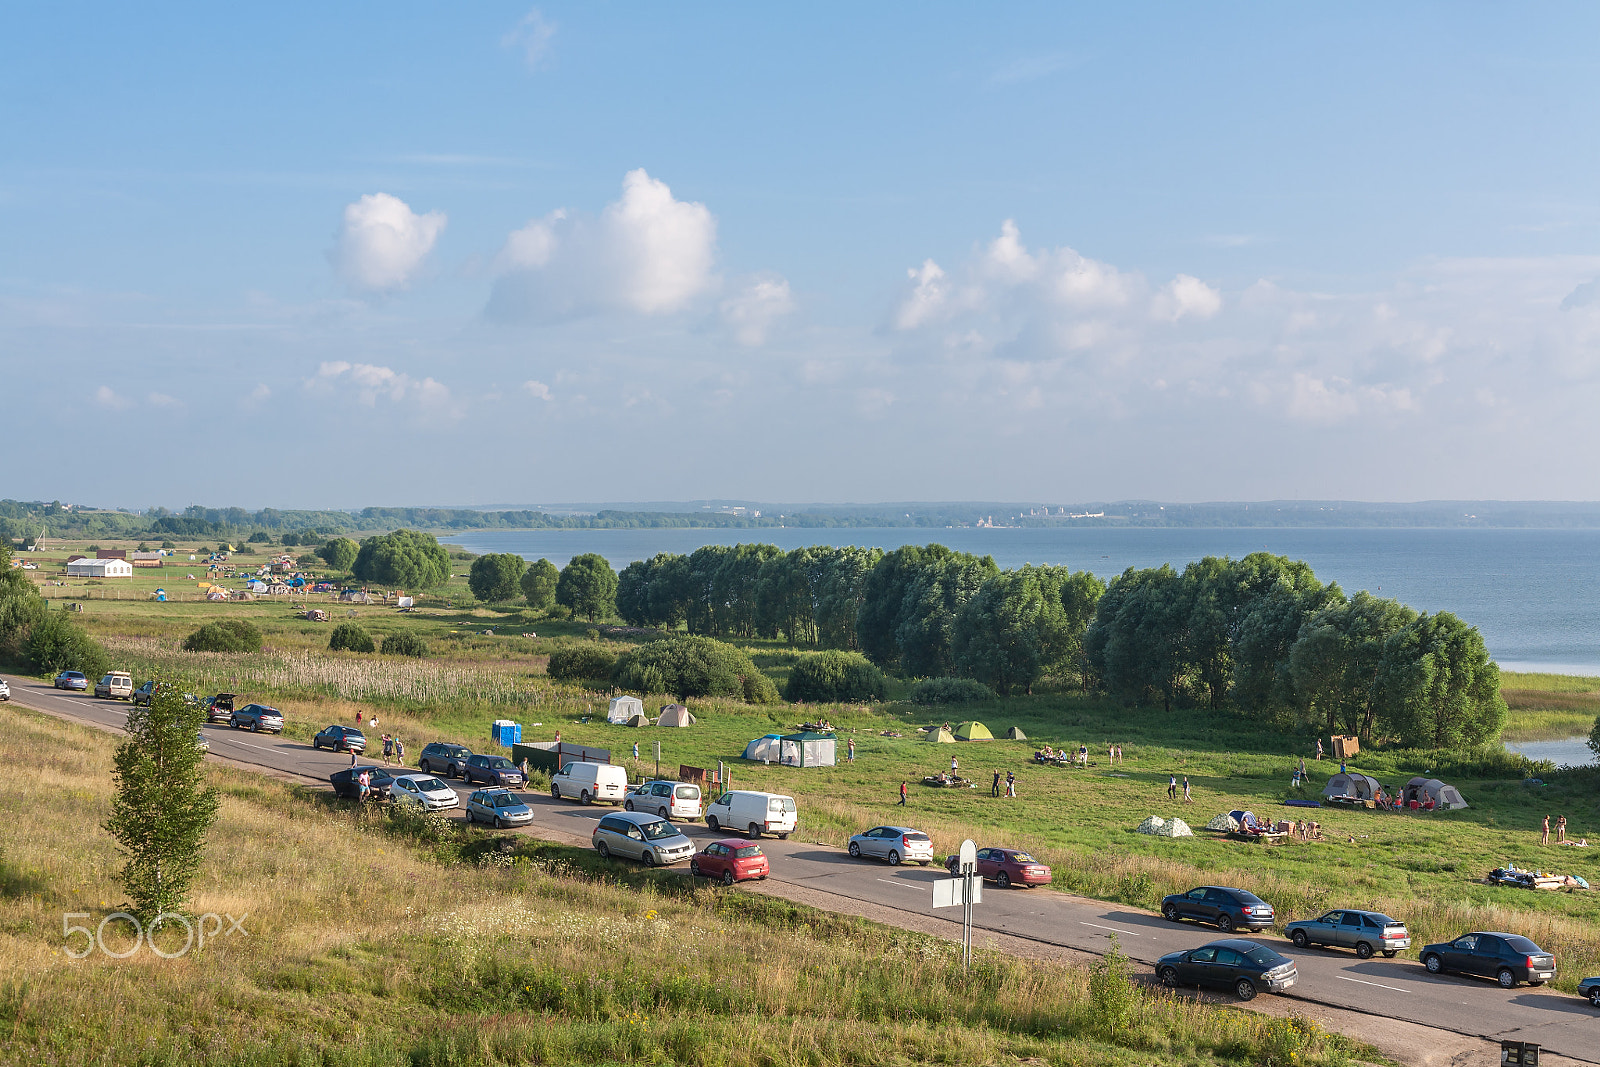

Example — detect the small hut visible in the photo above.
[953,721,993,741]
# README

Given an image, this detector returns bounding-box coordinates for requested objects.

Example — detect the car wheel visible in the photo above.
[690,859,702,877]
[551,785,561,800]
[658,807,669,820]
[642,850,657,868]
[495,816,507,829]
[580,791,592,805]
[252,722,261,733]
[1216,914,1234,933]
[997,872,1012,889]
[778,833,789,840]
[1233,978,1257,1002]
[624,800,635,811]
[1383,950,1397,958]
[1291,929,1309,948]
[1162,902,1179,922]
[888,850,902,866]
[1589,987,1600,1007]
[721,869,735,887]
[1497,969,1517,989]
[706,816,720,832]
[848,842,861,858]
[1355,941,1374,960]
[748,823,762,840]
[1423,954,1443,974]
[1159,966,1180,987]
[596,841,609,858]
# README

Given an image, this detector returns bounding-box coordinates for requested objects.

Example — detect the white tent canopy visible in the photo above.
[780,732,836,768]
[742,734,783,762]
[67,558,133,578]
[608,696,644,724]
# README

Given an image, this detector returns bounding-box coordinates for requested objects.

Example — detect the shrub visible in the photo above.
[910,677,996,705]
[784,650,886,703]
[246,531,271,544]
[159,541,176,550]
[611,635,779,704]
[328,623,375,654]
[181,620,263,653]
[26,609,109,678]
[1087,936,1141,1038]
[280,533,299,546]
[380,631,428,658]
[546,644,617,683]
[318,537,359,571]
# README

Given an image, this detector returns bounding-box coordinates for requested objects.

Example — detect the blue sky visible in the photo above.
[5,4,1600,509]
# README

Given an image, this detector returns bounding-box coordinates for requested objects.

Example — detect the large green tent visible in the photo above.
[925,726,956,743]
[953,721,993,741]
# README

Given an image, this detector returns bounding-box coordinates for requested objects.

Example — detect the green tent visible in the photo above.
[953,720,993,741]
[925,726,956,743]
[1004,726,1027,741]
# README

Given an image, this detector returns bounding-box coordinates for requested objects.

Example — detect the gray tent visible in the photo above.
[742,733,783,762]
[1004,726,1027,740]
[625,713,650,728]
[1404,776,1468,810]
[658,704,695,727]
[1322,772,1382,802]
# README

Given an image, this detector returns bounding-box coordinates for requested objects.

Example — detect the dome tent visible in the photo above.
[608,696,644,724]
[1137,815,1193,838]
[657,704,695,727]
[625,713,650,728]
[1403,776,1468,810]
[925,726,956,743]
[953,721,993,741]
[1003,726,1027,740]
[742,734,783,762]
[1205,812,1240,832]
[1322,772,1382,802]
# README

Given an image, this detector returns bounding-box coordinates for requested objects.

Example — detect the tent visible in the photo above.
[1322,772,1382,802]
[953,721,993,741]
[780,731,836,768]
[1403,776,1468,810]
[925,726,956,743]
[1136,815,1194,838]
[625,713,651,728]
[608,696,644,725]
[742,733,784,762]
[1228,810,1266,833]
[657,704,695,727]
[1205,812,1240,832]
[1004,726,1027,740]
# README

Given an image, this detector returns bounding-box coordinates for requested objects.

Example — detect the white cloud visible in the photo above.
[605,170,717,313]
[895,259,949,329]
[94,386,130,410]
[1286,375,1416,424]
[333,193,446,292]
[720,275,795,345]
[309,360,459,417]
[250,383,271,402]
[522,379,552,401]
[147,392,182,408]
[1152,274,1222,321]
[503,8,556,69]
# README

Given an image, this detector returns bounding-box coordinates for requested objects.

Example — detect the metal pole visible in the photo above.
[655,740,661,780]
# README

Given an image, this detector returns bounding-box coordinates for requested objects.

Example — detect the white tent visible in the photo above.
[658,704,695,727]
[1322,772,1382,801]
[780,732,836,768]
[67,558,133,578]
[608,696,644,724]
[742,733,783,762]
[1404,776,1468,810]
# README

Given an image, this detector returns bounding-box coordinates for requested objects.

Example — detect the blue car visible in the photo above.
[1161,885,1275,933]
[53,671,88,691]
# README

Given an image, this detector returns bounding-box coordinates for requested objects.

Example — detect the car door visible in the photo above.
[1337,911,1365,949]
[1441,935,1477,972]
[701,842,725,877]
[1179,946,1216,985]
[1464,935,1501,977]
[1202,888,1234,925]
[621,823,648,860]
[862,828,889,859]
[1176,888,1208,920]
[1211,948,1245,989]
[974,849,997,880]
[1309,911,1340,946]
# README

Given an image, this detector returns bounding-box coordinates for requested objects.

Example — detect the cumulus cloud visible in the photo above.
[522,379,552,401]
[94,386,130,410]
[488,169,718,321]
[147,392,182,408]
[1285,374,1416,423]
[1152,274,1222,321]
[721,275,795,345]
[503,8,556,69]
[308,360,459,417]
[333,193,447,292]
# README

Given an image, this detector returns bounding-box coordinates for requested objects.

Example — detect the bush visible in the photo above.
[159,541,176,550]
[26,610,109,678]
[380,631,428,658]
[784,650,887,703]
[910,677,996,705]
[546,644,618,683]
[246,531,271,544]
[181,620,263,653]
[328,623,375,653]
[280,533,300,546]
[611,635,778,704]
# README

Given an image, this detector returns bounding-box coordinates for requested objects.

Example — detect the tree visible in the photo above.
[26,609,109,679]
[103,676,220,920]
[615,559,655,627]
[181,620,263,653]
[894,551,999,678]
[328,623,375,653]
[1088,566,1193,711]
[380,631,428,658]
[246,531,271,543]
[1289,592,1417,737]
[1377,611,1506,748]
[352,529,450,590]
[318,537,359,572]
[856,545,941,668]
[556,553,618,622]
[953,566,1099,696]
[521,558,560,612]
[783,650,886,702]
[610,635,778,703]
[468,553,526,603]
[546,643,618,683]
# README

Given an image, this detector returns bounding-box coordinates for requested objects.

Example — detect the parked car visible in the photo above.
[230,703,284,733]
[204,693,236,724]
[0,678,9,701]
[1156,938,1298,1001]
[329,765,399,800]
[1578,975,1600,1007]
[53,671,88,691]
[943,847,1051,889]
[705,789,797,838]
[1420,932,1556,988]
[94,672,134,700]
[625,780,703,821]
[465,787,533,828]
[550,761,629,805]
[591,811,696,867]
[848,826,935,866]
[1285,909,1410,958]
[419,742,474,778]
[389,773,459,812]
[1161,886,1275,933]
[690,838,770,885]
[463,754,525,788]
[313,725,367,753]
[131,680,157,705]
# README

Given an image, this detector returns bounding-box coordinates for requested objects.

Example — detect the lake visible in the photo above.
[1504,737,1597,768]
[441,527,1600,677]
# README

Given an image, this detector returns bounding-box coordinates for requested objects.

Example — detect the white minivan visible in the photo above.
[625,780,703,821]
[706,790,797,839]
[550,761,628,805]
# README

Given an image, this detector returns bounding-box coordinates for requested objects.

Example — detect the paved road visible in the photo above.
[8,673,1600,1062]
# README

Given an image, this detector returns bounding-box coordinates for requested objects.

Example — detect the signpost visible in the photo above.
[931,838,981,971]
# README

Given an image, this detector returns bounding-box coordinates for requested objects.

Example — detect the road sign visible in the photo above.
[929,838,981,971]
[932,876,983,909]
[959,839,977,871]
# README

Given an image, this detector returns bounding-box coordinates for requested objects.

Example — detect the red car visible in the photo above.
[690,838,770,885]
[943,847,1052,889]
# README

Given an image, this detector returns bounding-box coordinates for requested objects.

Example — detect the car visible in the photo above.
[690,838,770,885]
[1578,975,1600,1007]
[1156,938,1298,1001]
[704,789,797,838]
[1161,886,1275,933]
[465,787,533,827]
[203,693,236,724]
[419,742,474,778]
[0,678,9,701]
[313,725,367,753]
[848,826,935,866]
[591,811,696,867]
[389,773,459,812]
[1420,931,1556,988]
[550,761,629,805]
[1285,909,1410,958]
[625,779,703,821]
[132,680,157,706]
[329,765,399,800]
[230,703,284,733]
[463,754,526,788]
[943,847,1052,889]
[53,671,88,691]
[94,672,134,700]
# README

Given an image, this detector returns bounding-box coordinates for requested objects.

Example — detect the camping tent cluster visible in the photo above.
[924,720,1025,742]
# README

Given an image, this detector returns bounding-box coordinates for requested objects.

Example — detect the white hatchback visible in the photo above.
[624,780,703,821]
[390,774,459,812]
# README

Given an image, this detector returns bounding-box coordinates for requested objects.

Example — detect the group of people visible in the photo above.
[1286,818,1321,841]
[1540,814,1577,846]
[1166,774,1193,802]
[990,769,1017,798]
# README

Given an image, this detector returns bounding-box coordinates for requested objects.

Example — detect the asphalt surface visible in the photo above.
[8,672,1600,1063]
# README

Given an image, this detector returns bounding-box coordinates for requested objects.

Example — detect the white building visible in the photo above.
[67,557,134,578]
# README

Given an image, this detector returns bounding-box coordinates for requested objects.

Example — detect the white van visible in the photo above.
[706,790,797,839]
[94,672,134,700]
[550,761,628,805]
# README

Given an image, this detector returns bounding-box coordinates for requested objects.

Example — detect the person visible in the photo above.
[382,734,393,760]
[519,757,529,778]
[349,748,358,767]
[1168,774,1177,800]
[1339,758,1346,775]
[1079,744,1088,766]
[354,709,362,726]
[369,715,378,730]
[847,738,856,763]
[357,769,370,802]
[1116,743,1123,763]
[395,737,405,763]
[992,770,1001,797]
[1316,738,1324,760]
[632,741,639,760]
[1541,815,1550,846]
[898,781,907,805]
[554,731,561,746]
[950,755,959,775]
[1298,756,1306,776]
[1005,769,1016,798]
[1182,776,1192,803]
[1558,815,1568,843]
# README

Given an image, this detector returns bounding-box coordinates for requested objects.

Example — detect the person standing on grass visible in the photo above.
[992,770,1001,797]
[1558,815,1568,843]
[898,781,907,806]
[1167,774,1177,800]
[847,738,856,763]
[1005,769,1016,798]
[951,754,959,775]
[1182,776,1192,803]
[1542,815,1550,846]
[1316,738,1323,760]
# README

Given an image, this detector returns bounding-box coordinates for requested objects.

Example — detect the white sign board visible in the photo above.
[958,838,977,871]
[932,877,982,909]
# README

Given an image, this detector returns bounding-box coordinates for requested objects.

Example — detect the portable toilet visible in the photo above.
[491,720,521,746]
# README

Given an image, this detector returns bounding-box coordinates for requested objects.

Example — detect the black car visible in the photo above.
[1156,938,1297,1001]
[313,725,367,753]
[463,753,525,787]
[1161,886,1275,933]
[329,765,398,800]
[230,703,285,733]
[1420,931,1556,988]
[419,742,473,778]
[204,693,236,724]
[1578,975,1600,1007]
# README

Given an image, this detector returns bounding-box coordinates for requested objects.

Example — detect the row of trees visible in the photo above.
[0,559,109,677]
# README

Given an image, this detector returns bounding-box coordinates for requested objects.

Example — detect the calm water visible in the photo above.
[441,527,1600,677]
[1504,737,1597,768]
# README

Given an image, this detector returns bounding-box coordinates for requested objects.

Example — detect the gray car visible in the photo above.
[591,811,696,867]
[1284,909,1410,959]
[465,787,533,828]
[847,826,935,866]
[230,703,284,733]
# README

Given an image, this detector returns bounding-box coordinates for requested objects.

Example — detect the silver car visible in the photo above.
[592,811,696,867]
[390,774,459,812]
[465,788,533,828]
[1284,909,1410,959]
[847,825,935,866]
[624,780,703,821]
[0,678,9,700]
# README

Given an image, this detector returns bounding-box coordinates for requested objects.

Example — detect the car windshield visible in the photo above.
[484,757,514,769]
[734,845,763,858]
[640,821,681,841]
[447,746,468,756]
[495,795,520,807]
[413,778,447,792]
[1504,936,1542,954]
[903,832,931,842]
[1245,947,1285,967]
[1373,915,1400,926]
[1234,891,1265,904]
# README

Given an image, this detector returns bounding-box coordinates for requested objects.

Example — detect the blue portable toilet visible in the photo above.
[491,720,521,746]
